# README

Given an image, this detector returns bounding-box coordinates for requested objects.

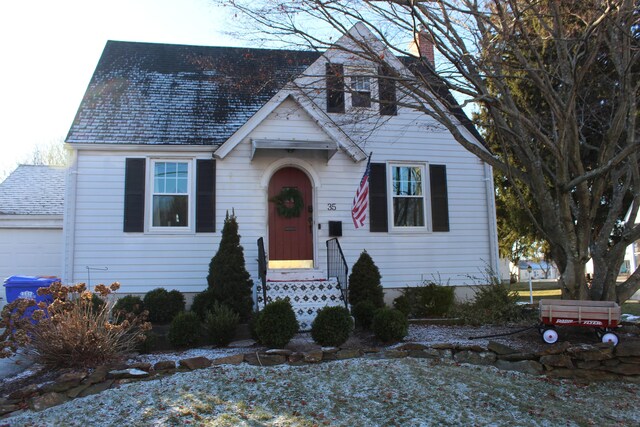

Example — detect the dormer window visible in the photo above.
[351,76,371,108]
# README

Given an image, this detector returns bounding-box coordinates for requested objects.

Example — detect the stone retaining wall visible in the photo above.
[2,338,639,418]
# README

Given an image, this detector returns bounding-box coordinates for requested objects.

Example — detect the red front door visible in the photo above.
[268,167,313,267]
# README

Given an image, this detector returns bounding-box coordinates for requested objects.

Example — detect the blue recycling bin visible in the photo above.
[3,276,58,320]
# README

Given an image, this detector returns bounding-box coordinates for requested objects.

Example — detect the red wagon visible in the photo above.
[538,299,621,346]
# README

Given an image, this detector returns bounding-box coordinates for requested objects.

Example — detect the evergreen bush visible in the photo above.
[205,302,239,347]
[191,289,217,320]
[351,300,378,330]
[348,250,384,308]
[371,308,408,343]
[454,282,527,325]
[311,306,353,347]
[144,288,184,323]
[113,295,145,317]
[207,212,254,321]
[254,299,299,348]
[393,282,455,318]
[168,311,201,348]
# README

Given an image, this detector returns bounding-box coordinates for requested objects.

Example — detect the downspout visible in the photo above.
[62,148,78,284]
[484,162,500,280]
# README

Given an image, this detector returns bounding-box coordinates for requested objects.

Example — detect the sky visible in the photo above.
[0,0,241,178]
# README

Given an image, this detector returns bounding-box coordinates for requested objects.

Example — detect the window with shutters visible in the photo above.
[389,163,427,229]
[149,160,192,231]
[326,63,345,113]
[350,75,371,108]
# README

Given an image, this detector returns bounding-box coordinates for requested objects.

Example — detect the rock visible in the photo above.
[154,360,176,371]
[107,368,150,379]
[538,341,571,356]
[244,353,287,366]
[9,383,39,400]
[598,363,640,376]
[395,343,428,352]
[266,349,293,356]
[539,354,574,369]
[302,350,323,363]
[384,350,409,359]
[615,340,640,357]
[547,368,619,382]
[455,344,486,352]
[322,352,338,361]
[83,365,110,385]
[431,343,456,350]
[211,354,245,366]
[228,339,257,348]
[0,404,20,416]
[497,353,537,362]
[179,357,212,371]
[43,370,88,393]
[619,356,640,365]
[438,349,453,360]
[575,360,602,370]
[336,349,361,360]
[454,351,496,366]
[77,380,114,398]
[487,341,517,355]
[569,346,613,361]
[30,392,68,412]
[320,347,339,354]
[408,349,441,359]
[495,360,544,376]
[128,362,152,372]
[361,347,382,353]
[66,384,91,399]
[601,358,620,367]
[288,352,304,363]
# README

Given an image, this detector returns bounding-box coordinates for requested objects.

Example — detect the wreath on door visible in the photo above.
[270,187,304,218]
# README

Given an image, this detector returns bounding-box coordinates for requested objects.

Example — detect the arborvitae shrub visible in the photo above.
[255,299,299,348]
[168,311,201,348]
[351,300,378,330]
[394,282,455,318]
[348,250,384,308]
[91,294,106,314]
[113,295,145,317]
[144,288,184,323]
[455,282,526,325]
[191,289,217,320]
[392,294,411,317]
[371,308,408,343]
[205,302,239,347]
[207,212,254,321]
[311,306,353,347]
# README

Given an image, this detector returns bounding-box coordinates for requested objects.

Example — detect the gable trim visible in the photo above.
[214,93,366,162]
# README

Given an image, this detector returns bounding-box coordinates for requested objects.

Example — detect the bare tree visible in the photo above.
[23,138,69,167]
[223,0,640,302]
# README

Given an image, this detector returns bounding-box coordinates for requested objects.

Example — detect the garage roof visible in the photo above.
[0,165,66,216]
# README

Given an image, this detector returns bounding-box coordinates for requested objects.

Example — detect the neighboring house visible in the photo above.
[517,261,559,282]
[0,165,65,307]
[62,24,499,325]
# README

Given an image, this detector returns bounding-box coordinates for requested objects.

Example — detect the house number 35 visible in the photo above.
[327,203,337,211]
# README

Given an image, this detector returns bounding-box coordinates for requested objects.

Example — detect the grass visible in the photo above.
[622,301,640,316]
[9,358,640,426]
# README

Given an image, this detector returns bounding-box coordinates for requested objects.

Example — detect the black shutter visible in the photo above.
[378,66,397,116]
[326,63,345,113]
[430,165,449,232]
[123,158,145,232]
[369,163,388,232]
[196,159,216,232]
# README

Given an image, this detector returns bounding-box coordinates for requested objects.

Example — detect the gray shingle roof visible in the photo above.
[66,41,321,146]
[0,165,65,216]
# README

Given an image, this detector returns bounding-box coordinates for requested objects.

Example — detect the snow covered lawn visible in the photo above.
[10,357,639,426]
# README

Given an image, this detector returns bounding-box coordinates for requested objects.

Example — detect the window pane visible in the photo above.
[177,177,188,193]
[393,197,425,227]
[166,176,177,193]
[153,195,188,227]
[392,166,422,196]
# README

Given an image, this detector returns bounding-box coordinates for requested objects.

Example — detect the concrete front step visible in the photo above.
[266,269,327,281]
[256,276,346,331]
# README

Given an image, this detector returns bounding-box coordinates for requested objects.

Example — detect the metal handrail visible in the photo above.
[257,237,267,307]
[326,238,349,308]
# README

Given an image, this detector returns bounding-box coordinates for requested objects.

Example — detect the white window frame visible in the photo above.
[346,66,376,111]
[387,162,430,233]
[146,158,195,234]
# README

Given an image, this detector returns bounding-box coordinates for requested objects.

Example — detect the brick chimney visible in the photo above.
[417,28,435,67]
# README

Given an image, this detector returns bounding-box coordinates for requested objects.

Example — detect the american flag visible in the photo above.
[352,154,372,229]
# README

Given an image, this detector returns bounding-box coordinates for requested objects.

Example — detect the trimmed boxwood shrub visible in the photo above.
[348,251,384,308]
[371,308,408,343]
[255,299,299,348]
[205,302,239,347]
[311,306,353,347]
[112,295,144,317]
[144,288,185,323]
[168,311,201,348]
[351,300,378,330]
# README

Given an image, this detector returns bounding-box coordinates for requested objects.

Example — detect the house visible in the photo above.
[62,24,499,326]
[0,165,65,307]
[516,261,559,282]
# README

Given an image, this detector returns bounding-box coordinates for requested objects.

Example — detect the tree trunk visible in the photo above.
[558,257,589,300]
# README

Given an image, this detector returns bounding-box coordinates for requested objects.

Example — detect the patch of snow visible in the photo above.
[128,346,252,365]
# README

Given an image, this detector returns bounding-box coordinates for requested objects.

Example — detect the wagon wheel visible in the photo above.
[542,328,558,344]
[601,332,619,346]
